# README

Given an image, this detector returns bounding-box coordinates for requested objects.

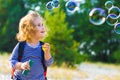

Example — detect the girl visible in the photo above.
[9,11,53,80]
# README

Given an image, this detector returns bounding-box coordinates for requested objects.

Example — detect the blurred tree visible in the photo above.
[44,8,81,67]
[0,0,28,52]
[113,46,120,63]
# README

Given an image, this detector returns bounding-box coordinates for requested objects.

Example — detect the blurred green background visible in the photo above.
[0,0,120,67]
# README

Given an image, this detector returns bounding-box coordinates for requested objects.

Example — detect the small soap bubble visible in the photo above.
[106,14,118,26]
[65,1,77,11]
[105,1,113,9]
[52,0,60,8]
[114,23,120,34]
[108,6,120,18]
[46,1,53,10]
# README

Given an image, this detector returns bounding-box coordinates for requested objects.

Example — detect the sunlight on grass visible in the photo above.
[86,61,120,70]
[0,53,120,80]
[0,52,11,74]
[47,65,120,80]
[47,66,88,80]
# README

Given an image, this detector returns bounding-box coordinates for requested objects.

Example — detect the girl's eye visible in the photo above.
[38,24,41,26]
[37,23,43,27]
[42,23,43,26]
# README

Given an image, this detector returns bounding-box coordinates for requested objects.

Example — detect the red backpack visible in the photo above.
[11,41,47,80]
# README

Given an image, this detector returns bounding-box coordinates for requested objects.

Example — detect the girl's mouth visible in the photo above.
[40,31,45,33]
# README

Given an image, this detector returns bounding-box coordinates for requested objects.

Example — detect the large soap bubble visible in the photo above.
[89,8,106,25]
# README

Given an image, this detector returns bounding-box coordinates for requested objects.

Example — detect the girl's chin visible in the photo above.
[39,35,45,39]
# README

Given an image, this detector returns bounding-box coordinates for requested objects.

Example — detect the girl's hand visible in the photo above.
[21,61,30,70]
[42,43,50,54]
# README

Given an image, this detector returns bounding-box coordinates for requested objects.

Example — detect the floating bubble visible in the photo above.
[105,1,113,9]
[108,6,120,18]
[106,14,118,26]
[65,1,77,11]
[114,23,120,34]
[89,8,106,25]
[52,0,60,8]
[46,1,53,10]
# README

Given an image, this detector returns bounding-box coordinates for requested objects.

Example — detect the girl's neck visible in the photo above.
[26,39,40,47]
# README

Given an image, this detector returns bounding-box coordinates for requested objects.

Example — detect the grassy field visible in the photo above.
[0,53,120,80]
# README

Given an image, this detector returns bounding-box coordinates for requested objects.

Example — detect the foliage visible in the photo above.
[44,8,81,66]
[0,0,28,52]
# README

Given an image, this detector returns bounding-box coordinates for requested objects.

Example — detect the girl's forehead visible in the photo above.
[33,17,42,24]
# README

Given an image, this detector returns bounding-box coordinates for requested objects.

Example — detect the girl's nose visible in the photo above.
[42,26,45,29]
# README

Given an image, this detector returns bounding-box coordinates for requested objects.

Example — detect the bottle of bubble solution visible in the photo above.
[22,60,34,76]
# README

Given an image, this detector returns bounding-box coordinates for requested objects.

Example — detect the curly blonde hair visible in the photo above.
[16,11,42,41]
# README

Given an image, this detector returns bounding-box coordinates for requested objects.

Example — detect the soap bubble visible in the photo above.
[89,8,106,25]
[114,23,120,34]
[106,14,118,26]
[46,1,53,10]
[52,0,60,8]
[65,1,77,11]
[108,6,120,18]
[105,1,113,9]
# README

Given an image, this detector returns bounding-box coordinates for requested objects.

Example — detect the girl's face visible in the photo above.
[33,17,46,40]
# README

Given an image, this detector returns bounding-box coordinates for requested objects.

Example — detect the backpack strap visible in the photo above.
[40,41,47,80]
[18,41,26,61]
[11,41,26,79]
